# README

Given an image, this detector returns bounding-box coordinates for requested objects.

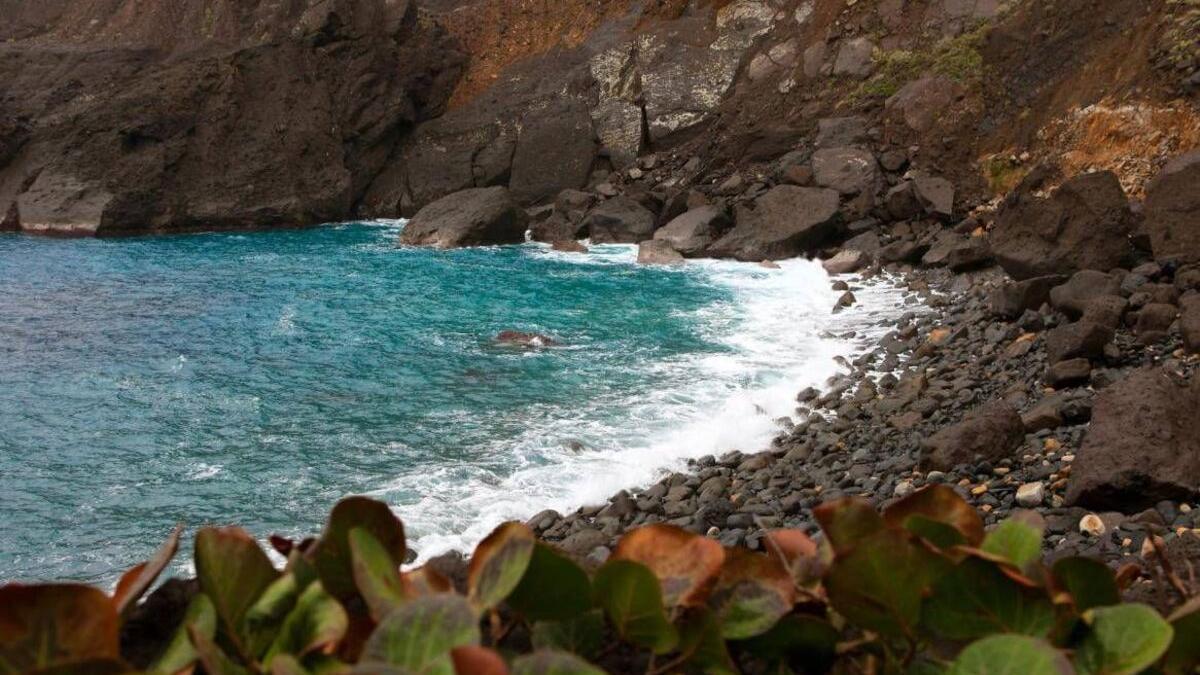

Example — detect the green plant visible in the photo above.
[3,486,1200,674]
[848,26,988,105]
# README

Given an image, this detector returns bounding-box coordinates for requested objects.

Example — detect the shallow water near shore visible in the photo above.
[0,222,901,584]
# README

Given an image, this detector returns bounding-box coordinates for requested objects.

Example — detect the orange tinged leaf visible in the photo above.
[468,522,535,610]
[403,565,454,598]
[612,524,725,607]
[883,485,984,546]
[0,584,121,672]
[452,645,509,675]
[113,523,183,616]
[813,497,885,555]
[709,548,796,639]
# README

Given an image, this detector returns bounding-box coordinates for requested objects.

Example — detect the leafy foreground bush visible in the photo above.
[4,487,1200,674]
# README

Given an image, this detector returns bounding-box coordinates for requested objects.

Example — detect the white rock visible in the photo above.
[894,479,915,498]
[1079,514,1106,537]
[1015,482,1045,508]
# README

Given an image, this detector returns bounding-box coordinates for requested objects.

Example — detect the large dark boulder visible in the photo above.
[923,400,1025,471]
[1045,320,1114,364]
[1066,369,1200,512]
[1146,151,1200,263]
[652,206,730,257]
[988,275,1065,318]
[811,147,880,197]
[399,187,527,248]
[1049,270,1123,318]
[990,170,1135,280]
[508,98,597,205]
[707,186,841,261]
[585,197,657,244]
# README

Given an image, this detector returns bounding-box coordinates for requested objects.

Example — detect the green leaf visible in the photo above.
[310,497,407,600]
[1052,558,1119,613]
[361,594,479,674]
[245,567,313,659]
[1075,604,1173,675]
[349,527,407,622]
[824,528,949,639]
[511,650,605,675]
[708,548,795,640]
[1165,596,1200,674]
[610,524,725,608]
[981,519,1043,571]
[738,615,839,671]
[904,515,969,549]
[949,635,1071,675]
[0,584,120,672]
[194,526,280,649]
[884,485,985,546]
[531,610,605,660]
[507,543,592,622]
[468,522,536,611]
[189,624,251,675]
[813,497,886,554]
[676,608,737,674]
[922,556,1056,641]
[270,653,309,675]
[150,593,217,675]
[592,560,678,654]
[265,582,348,665]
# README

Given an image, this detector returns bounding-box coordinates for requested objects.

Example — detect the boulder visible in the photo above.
[885,76,965,133]
[823,249,869,275]
[653,206,731,257]
[1080,295,1128,329]
[815,116,870,149]
[1135,303,1178,341]
[943,238,992,272]
[1066,368,1200,511]
[1181,295,1200,353]
[529,189,596,242]
[912,175,955,219]
[1045,358,1092,388]
[508,99,598,205]
[884,182,923,220]
[585,197,657,244]
[551,240,588,254]
[988,275,1065,318]
[496,331,560,347]
[991,170,1134,280]
[923,400,1025,470]
[399,187,528,248]
[637,240,685,266]
[1145,151,1200,263]
[1045,320,1114,364]
[812,147,880,197]
[832,37,875,78]
[1049,270,1123,318]
[707,186,841,261]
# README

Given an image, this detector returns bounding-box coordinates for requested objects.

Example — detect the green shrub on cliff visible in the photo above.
[3,486,1199,674]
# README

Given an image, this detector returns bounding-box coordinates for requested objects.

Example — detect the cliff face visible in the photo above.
[1,0,1196,234]
[0,0,464,235]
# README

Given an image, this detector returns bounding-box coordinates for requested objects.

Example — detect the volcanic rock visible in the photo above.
[923,400,1024,470]
[1145,151,1200,263]
[1049,270,1123,318]
[637,240,685,266]
[653,206,731,257]
[399,187,528,248]
[1045,320,1114,364]
[989,275,1065,318]
[584,197,657,244]
[811,147,880,197]
[707,186,841,261]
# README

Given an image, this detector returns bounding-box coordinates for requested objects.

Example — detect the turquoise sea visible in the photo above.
[0,222,894,584]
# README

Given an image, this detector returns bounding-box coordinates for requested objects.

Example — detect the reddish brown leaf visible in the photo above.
[612,524,726,607]
[883,485,985,546]
[402,565,454,598]
[269,535,295,557]
[813,497,886,555]
[452,645,509,675]
[113,524,183,616]
[709,548,797,639]
[468,522,535,610]
[764,529,825,585]
[309,496,407,600]
[0,584,120,672]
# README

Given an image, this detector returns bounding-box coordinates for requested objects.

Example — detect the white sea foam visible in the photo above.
[380,246,914,563]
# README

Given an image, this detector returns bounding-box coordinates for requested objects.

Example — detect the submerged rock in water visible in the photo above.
[495,330,560,348]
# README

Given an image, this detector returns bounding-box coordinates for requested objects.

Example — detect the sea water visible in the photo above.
[0,222,904,584]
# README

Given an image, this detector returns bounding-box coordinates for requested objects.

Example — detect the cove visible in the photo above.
[0,222,887,584]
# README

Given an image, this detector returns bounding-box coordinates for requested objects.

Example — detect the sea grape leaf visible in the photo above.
[610,524,725,608]
[981,519,1043,571]
[189,624,250,675]
[310,497,407,601]
[0,584,120,673]
[507,543,592,621]
[1075,603,1173,675]
[305,654,351,675]
[269,654,308,675]
[150,592,217,675]
[762,529,824,585]
[904,515,969,550]
[1164,595,1200,674]
[708,547,795,640]
[29,659,132,675]
[738,614,839,671]
[530,610,605,660]
[813,497,886,555]
[194,526,280,649]
[451,646,509,675]
[676,608,737,675]
[349,527,407,621]
[510,651,606,675]
[468,522,536,611]
[921,556,1056,641]
[245,570,309,659]
[360,594,479,674]
[592,560,678,654]
[824,527,949,639]
[948,635,1072,675]
[265,582,348,664]
[1051,558,1119,613]
[884,485,985,547]
[113,524,184,617]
